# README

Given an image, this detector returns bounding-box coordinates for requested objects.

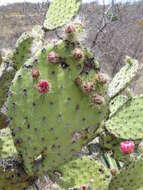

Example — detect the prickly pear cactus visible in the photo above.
[7,37,109,176]
[2,0,143,189]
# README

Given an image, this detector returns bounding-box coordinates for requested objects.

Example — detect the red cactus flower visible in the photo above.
[120,141,135,154]
[36,80,51,94]
[32,68,40,79]
[48,51,59,63]
[65,24,76,33]
[83,81,94,93]
[73,48,83,60]
[92,94,105,105]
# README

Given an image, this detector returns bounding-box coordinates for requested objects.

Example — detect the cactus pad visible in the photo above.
[105,96,143,140]
[53,156,111,189]
[44,0,81,30]
[0,128,30,190]
[0,62,15,109]
[7,40,108,175]
[13,25,44,70]
[109,156,143,190]
[108,57,139,98]
[0,128,17,159]
[109,95,128,117]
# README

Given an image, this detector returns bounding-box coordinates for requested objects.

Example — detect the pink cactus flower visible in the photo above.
[36,80,51,94]
[120,141,135,154]
[48,51,59,63]
[83,81,94,93]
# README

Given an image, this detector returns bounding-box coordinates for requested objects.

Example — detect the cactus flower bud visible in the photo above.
[138,141,143,153]
[120,141,135,154]
[83,81,94,93]
[32,68,40,79]
[75,76,82,86]
[98,73,109,84]
[65,24,76,33]
[81,184,86,190]
[92,94,105,105]
[48,51,59,63]
[73,48,83,60]
[36,80,51,94]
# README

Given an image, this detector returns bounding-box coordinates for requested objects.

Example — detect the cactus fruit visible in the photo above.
[32,68,40,79]
[44,0,82,30]
[48,51,60,63]
[73,48,84,60]
[51,156,111,190]
[108,56,140,98]
[120,141,135,154]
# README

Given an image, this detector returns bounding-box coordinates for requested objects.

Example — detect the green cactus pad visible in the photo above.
[0,128,17,159]
[99,132,127,162]
[99,132,121,150]
[105,95,143,140]
[0,62,15,109]
[109,95,128,117]
[52,156,111,190]
[44,0,81,30]
[0,128,30,190]
[13,25,44,70]
[7,40,108,176]
[109,156,143,190]
[12,35,33,70]
[108,57,139,98]
[0,164,30,190]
